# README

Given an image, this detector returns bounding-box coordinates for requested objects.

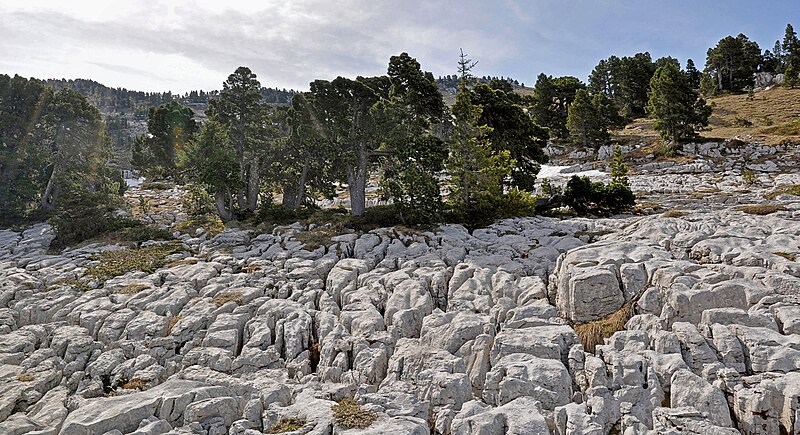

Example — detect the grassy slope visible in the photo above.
[616,87,800,145]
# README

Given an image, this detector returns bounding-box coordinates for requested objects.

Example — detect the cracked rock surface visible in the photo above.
[1,173,800,434]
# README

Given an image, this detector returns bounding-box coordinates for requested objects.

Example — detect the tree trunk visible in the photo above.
[281,184,297,209]
[348,142,368,216]
[247,157,259,212]
[215,190,234,222]
[293,156,310,209]
[40,162,59,212]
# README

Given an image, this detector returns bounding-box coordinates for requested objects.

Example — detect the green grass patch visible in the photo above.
[139,181,173,190]
[84,243,184,283]
[175,214,225,236]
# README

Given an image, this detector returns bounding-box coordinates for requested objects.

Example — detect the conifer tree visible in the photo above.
[446,50,513,217]
[647,63,712,142]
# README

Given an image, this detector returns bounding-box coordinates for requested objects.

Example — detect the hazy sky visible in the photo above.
[2,1,798,93]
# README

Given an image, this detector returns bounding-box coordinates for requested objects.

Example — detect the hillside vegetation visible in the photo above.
[616,87,800,145]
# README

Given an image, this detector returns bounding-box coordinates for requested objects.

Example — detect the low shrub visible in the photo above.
[139,181,173,191]
[267,417,306,434]
[733,116,753,127]
[775,252,797,262]
[331,398,377,430]
[116,284,149,295]
[763,184,800,200]
[121,378,147,390]
[17,373,35,382]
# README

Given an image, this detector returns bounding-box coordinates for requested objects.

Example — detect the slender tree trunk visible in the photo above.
[215,189,234,222]
[282,184,297,209]
[348,142,368,216]
[40,162,59,212]
[293,156,310,209]
[247,157,259,211]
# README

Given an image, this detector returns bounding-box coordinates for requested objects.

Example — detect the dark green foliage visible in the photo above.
[566,90,625,147]
[131,102,197,179]
[562,175,634,215]
[704,34,762,93]
[0,74,123,228]
[685,59,702,89]
[471,83,548,190]
[647,63,712,142]
[589,52,657,118]
[179,120,241,222]
[378,52,447,224]
[530,74,586,139]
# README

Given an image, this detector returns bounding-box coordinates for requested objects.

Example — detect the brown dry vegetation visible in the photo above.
[121,379,147,390]
[331,398,377,429]
[212,291,242,307]
[574,304,632,353]
[735,204,787,215]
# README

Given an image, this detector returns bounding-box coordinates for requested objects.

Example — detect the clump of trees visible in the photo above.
[171,52,556,228]
[0,74,124,229]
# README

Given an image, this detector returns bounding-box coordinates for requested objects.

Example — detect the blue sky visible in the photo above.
[1,0,798,92]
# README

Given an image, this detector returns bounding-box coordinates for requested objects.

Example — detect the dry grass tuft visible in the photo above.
[331,398,378,429]
[764,184,800,200]
[661,209,688,218]
[121,378,147,390]
[116,284,149,295]
[775,252,797,262]
[212,291,242,307]
[574,304,632,353]
[267,417,306,433]
[165,314,182,335]
[735,204,787,215]
[17,373,35,382]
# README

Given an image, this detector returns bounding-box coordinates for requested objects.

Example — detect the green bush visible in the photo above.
[562,176,634,216]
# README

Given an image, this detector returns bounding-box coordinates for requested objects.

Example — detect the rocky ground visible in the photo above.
[2,142,800,435]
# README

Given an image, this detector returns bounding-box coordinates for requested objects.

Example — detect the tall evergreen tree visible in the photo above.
[208,67,267,213]
[377,52,447,223]
[685,59,702,89]
[647,63,712,142]
[471,82,548,190]
[589,53,656,118]
[446,50,513,217]
[131,101,197,179]
[567,90,624,147]
[783,24,800,87]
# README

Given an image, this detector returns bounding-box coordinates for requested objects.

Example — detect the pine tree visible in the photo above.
[647,63,712,142]
[685,59,702,89]
[446,49,513,219]
[567,90,624,147]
